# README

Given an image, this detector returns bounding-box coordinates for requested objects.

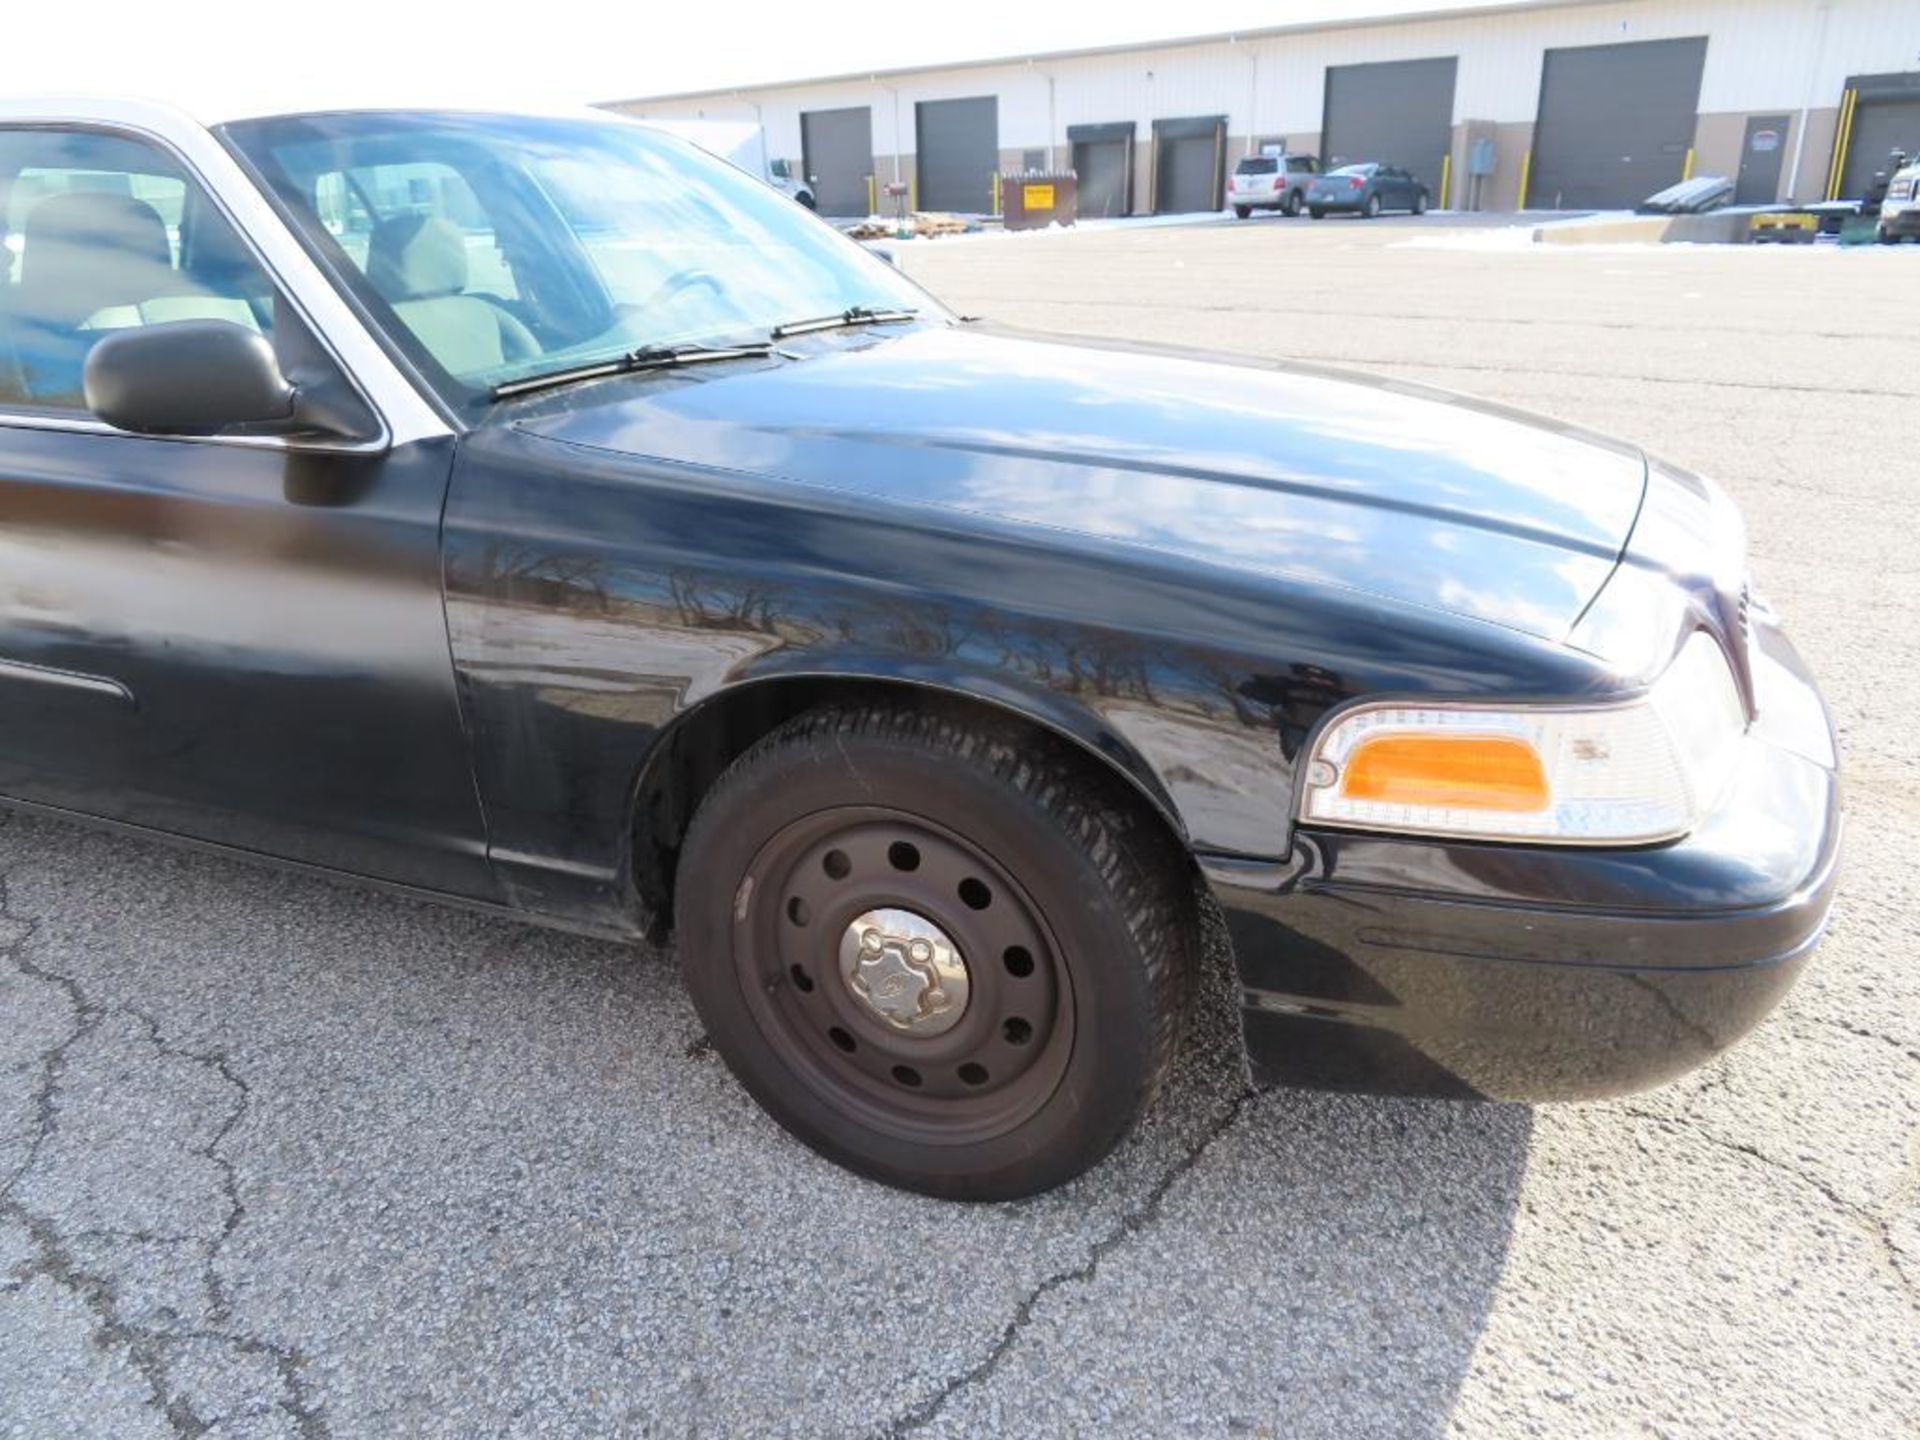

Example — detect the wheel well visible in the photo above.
[628,677,1190,938]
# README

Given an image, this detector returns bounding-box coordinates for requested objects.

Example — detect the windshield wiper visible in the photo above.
[491,341,777,401]
[769,305,919,340]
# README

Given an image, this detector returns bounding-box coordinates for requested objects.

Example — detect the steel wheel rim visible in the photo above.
[732,805,1073,1144]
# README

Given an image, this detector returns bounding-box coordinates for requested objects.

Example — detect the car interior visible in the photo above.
[0,132,276,409]
[363,211,540,377]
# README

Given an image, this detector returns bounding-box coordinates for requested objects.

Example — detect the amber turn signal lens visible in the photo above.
[1340,733,1551,813]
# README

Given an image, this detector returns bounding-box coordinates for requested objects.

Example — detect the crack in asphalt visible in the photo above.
[1330,355,1920,402]
[0,856,330,1440]
[1799,1013,1920,1065]
[959,291,1920,347]
[879,1086,1260,1438]
[1621,1104,1920,1312]
[0,878,100,1206]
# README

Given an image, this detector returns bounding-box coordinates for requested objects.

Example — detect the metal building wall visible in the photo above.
[609,0,1920,211]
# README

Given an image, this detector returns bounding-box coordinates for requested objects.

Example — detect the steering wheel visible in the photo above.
[645,268,726,310]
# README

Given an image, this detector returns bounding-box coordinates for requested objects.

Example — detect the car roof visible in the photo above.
[0,93,620,132]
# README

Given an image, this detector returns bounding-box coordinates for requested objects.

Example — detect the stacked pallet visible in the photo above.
[843,212,973,240]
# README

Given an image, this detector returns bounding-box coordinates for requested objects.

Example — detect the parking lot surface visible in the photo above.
[3,218,1917,1438]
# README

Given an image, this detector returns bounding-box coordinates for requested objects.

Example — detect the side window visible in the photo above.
[0,127,276,411]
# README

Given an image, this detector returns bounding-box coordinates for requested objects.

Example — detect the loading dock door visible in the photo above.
[1838,75,1920,199]
[1531,37,1708,209]
[1153,116,1226,214]
[1322,57,1458,195]
[1069,122,1134,218]
[800,106,874,217]
[916,96,998,214]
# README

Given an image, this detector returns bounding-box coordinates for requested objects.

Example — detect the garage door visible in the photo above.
[1838,72,1920,199]
[1069,122,1135,218]
[1154,116,1226,214]
[1322,57,1458,194]
[800,107,873,217]
[916,97,998,214]
[1531,37,1708,210]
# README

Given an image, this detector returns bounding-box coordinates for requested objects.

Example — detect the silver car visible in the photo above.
[1228,154,1321,218]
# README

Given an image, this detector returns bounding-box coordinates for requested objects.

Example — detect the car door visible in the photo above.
[0,122,493,897]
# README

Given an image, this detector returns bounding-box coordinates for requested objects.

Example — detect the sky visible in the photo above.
[7,0,1518,115]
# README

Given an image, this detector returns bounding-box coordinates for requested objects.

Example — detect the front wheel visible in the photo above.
[1413,190,1428,216]
[1310,207,1327,220]
[675,705,1194,1200]
[1233,204,1252,220]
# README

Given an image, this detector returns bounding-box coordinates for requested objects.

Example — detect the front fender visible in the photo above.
[675,648,1197,839]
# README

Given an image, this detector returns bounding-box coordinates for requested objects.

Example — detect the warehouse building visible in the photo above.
[606,0,1920,217]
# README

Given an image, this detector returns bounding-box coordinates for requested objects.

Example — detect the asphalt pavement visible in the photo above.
[3,216,1917,1438]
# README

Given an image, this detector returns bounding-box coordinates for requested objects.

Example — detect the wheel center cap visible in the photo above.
[838,908,970,1037]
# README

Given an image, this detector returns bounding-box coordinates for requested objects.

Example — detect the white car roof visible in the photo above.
[0,93,626,131]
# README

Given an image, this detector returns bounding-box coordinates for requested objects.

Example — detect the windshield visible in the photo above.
[221,110,939,406]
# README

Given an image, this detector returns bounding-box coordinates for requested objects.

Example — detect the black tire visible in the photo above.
[1284,189,1304,217]
[1310,207,1326,220]
[1363,193,1382,219]
[1233,204,1252,220]
[797,191,818,211]
[1413,190,1428,216]
[675,703,1194,1200]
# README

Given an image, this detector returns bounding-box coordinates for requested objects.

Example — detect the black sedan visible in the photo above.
[1309,162,1432,218]
[0,100,1837,1199]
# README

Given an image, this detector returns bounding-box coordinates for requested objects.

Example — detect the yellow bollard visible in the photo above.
[867,174,876,215]
[1826,89,1858,200]
[991,172,1002,216]
[1517,150,1533,210]
[1439,152,1452,211]
[1682,147,1696,182]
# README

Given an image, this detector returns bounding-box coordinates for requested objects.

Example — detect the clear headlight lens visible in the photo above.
[1299,631,1746,844]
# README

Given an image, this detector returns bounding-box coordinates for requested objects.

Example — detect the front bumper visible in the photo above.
[1879,204,1920,237]
[1206,620,1840,1101]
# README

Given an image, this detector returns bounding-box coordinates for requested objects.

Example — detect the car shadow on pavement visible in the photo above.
[0,811,1530,1438]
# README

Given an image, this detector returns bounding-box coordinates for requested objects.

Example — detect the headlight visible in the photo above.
[1299,632,1746,845]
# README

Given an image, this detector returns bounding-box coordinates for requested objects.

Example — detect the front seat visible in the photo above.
[3,191,183,401]
[365,214,539,381]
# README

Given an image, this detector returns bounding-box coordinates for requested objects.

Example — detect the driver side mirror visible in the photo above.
[84,320,301,437]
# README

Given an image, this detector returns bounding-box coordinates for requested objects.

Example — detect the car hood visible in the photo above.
[508,324,1646,641]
